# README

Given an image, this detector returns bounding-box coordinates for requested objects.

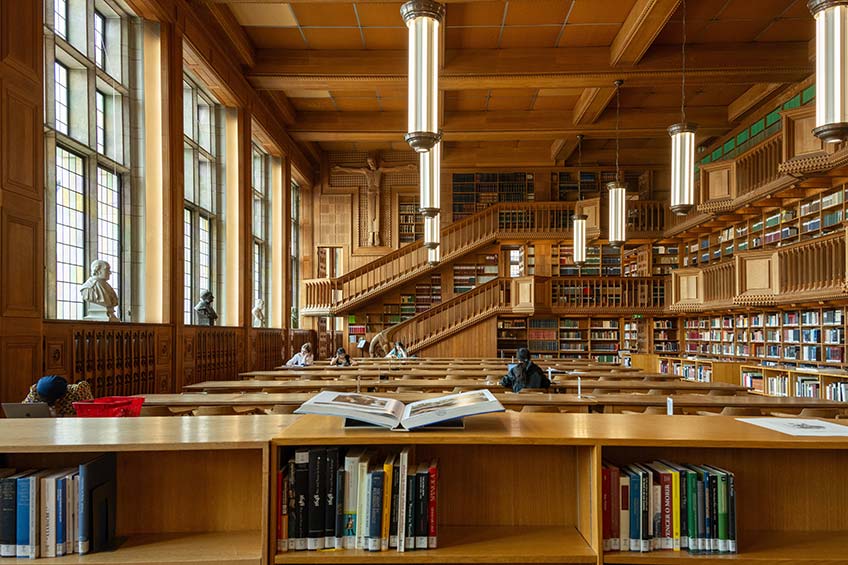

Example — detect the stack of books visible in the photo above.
[601,461,737,555]
[276,447,437,553]
[0,454,116,559]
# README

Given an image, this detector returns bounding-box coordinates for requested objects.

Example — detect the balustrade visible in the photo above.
[550,277,667,311]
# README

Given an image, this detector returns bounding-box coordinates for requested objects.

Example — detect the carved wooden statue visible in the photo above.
[332,151,416,246]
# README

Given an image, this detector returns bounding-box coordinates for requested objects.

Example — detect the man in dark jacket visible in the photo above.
[500,347,551,393]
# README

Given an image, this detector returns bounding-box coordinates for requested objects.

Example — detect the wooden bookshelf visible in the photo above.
[657,356,743,384]
[551,245,624,277]
[451,172,535,221]
[271,413,848,565]
[398,196,423,245]
[652,318,679,354]
[0,415,298,565]
[452,253,499,294]
[496,316,527,358]
[740,364,848,401]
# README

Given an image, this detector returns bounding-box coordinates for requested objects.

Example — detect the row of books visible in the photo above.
[276,447,437,554]
[0,454,115,559]
[602,460,737,554]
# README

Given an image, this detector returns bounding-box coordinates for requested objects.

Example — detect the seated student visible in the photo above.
[500,347,551,393]
[385,340,409,359]
[330,347,352,367]
[286,343,314,367]
[23,375,93,417]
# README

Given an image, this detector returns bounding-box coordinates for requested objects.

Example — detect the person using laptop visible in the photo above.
[500,347,550,393]
[22,375,93,417]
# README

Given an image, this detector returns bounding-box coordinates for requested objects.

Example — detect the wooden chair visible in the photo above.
[192,406,239,416]
[140,406,178,417]
[265,405,297,415]
[621,406,671,415]
[769,408,841,419]
[697,407,762,416]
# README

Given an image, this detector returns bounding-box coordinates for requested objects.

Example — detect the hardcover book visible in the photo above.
[294,390,504,430]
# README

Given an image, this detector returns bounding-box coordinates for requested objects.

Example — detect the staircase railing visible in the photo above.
[385,279,511,353]
[550,276,668,312]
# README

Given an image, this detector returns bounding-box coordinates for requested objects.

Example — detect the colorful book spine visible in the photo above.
[342,448,363,550]
[293,450,309,551]
[334,469,345,549]
[15,475,33,558]
[367,469,383,552]
[415,464,428,549]
[381,456,394,551]
[324,448,338,548]
[0,473,20,557]
[427,460,438,549]
[307,448,326,550]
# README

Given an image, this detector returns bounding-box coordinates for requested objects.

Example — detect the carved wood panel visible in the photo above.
[249,328,285,371]
[1,81,39,199]
[317,194,352,247]
[1,199,41,317]
[1,336,39,403]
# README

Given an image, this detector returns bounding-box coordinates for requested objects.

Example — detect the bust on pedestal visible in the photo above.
[79,260,119,322]
[194,290,218,326]
[252,299,266,327]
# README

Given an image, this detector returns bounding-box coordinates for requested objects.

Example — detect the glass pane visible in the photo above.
[198,155,212,211]
[199,216,211,296]
[54,0,67,39]
[55,146,85,320]
[95,91,105,153]
[198,98,212,152]
[183,80,193,138]
[253,193,263,239]
[252,147,263,193]
[94,11,105,69]
[96,168,121,297]
[183,145,195,204]
[184,208,193,324]
[253,241,262,302]
[54,62,69,135]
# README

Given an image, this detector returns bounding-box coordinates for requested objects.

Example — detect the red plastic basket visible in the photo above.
[73,396,144,417]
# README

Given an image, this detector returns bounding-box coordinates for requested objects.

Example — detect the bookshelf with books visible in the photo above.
[496,317,528,358]
[414,274,442,314]
[551,244,624,277]
[398,196,423,245]
[450,172,535,221]
[528,318,558,358]
[559,317,590,360]
[0,415,294,565]
[622,320,644,353]
[271,413,848,565]
[657,357,743,384]
[652,318,679,354]
[452,253,499,294]
[589,318,621,364]
[740,364,848,401]
[551,168,647,201]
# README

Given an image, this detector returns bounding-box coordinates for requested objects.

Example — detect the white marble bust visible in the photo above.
[252,299,266,327]
[80,259,119,322]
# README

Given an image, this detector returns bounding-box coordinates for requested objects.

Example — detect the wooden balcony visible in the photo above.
[550,276,668,314]
[670,230,848,312]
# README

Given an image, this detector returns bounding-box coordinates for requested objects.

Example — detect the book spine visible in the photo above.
[640,471,649,553]
[0,478,15,557]
[380,461,392,551]
[294,451,309,551]
[709,474,718,552]
[29,476,38,559]
[356,460,369,550]
[687,470,697,552]
[427,461,437,549]
[342,455,359,550]
[678,469,687,550]
[404,474,415,550]
[671,470,680,552]
[324,448,338,548]
[307,448,326,550]
[15,477,30,558]
[56,477,65,557]
[716,473,728,552]
[70,475,78,556]
[415,469,428,549]
[628,472,639,552]
[601,466,610,551]
[367,471,383,552]
[335,469,345,549]
[619,477,629,552]
[727,472,737,553]
[660,471,672,550]
[287,460,296,552]
[610,466,620,551]
[696,471,706,552]
[78,464,89,555]
[652,480,661,550]
[276,469,285,552]
[40,475,52,559]
[389,464,399,549]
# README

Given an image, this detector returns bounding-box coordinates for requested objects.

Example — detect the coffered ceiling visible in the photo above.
[204,0,815,168]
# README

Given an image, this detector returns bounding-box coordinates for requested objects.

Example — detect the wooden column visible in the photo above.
[283,156,293,335]
[0,1,45,402]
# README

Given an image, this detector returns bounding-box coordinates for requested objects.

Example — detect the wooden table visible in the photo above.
[185,379,748,394]
[240,369,666,381]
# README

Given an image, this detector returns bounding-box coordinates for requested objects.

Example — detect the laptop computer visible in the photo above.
[2,403,52,418]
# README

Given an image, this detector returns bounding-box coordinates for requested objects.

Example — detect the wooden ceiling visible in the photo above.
[206,0,815,168]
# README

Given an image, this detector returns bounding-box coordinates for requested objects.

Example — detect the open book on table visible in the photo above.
[294,389,504,430]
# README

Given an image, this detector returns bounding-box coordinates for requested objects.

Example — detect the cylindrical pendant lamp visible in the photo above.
[668,122,697,215]
[607,181,627,248]
[573,214,587,266]
[401,0,444,152]
[810,0,848,143]
[424,213,440,249]
[419,141,440,217]
[428,245,440,265]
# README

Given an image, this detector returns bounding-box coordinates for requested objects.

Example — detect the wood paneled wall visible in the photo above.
[419,317,499,359]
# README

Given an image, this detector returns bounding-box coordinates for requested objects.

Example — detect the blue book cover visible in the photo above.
[0,470,27,557]
[367,470,383,552]
[626,466,640,552]
[15,476,30,558]
[56,476,65,556]
[78,454,117,555]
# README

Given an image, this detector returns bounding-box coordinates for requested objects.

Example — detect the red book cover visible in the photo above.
[609,465,620,550]
[427,460,438,549]
[602,466,610,550]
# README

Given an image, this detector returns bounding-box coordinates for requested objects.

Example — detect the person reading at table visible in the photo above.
[500,348,550,393]
[386,341,409,359]
[286,343,314,367]
[23,375,93,416]
[330,347,352,367]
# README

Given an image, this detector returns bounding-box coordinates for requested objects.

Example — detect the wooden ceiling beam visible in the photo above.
[610,0,681,67]
[259,90,297,126]
[248,43,811,92]
[573,87,617,126]
[727,83,784,123]
[207,4,255,67]
[290,107,730,142]
[551,137,580,162]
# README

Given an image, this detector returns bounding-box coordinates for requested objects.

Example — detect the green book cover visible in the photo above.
[705,466,729,552]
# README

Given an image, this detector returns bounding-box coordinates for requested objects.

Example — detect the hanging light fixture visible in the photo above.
[669,0,696,215]
[607,80,626,248]
[424,212,440,249]
[419,140,440,217]
[401,0,444,152]
[428,245,440,265]
[573,134,587,267]
[810,0,848,143]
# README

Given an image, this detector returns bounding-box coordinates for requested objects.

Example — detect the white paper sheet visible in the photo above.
[736,417,848,436]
